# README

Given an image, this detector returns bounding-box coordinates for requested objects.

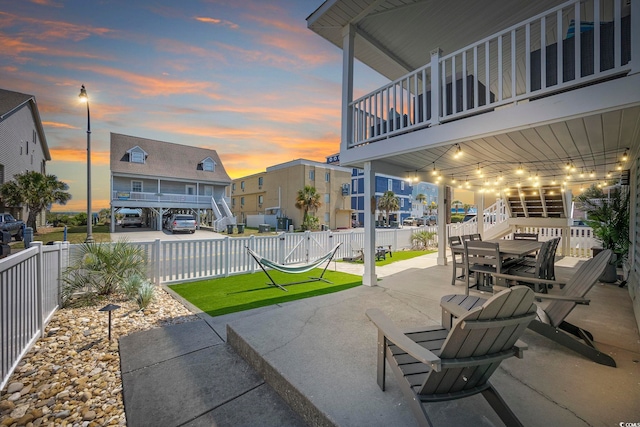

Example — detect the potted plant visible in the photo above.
[575,185,630,283]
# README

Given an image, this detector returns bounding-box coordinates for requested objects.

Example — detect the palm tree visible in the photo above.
[463,204,472,215]
[452,199,463,214]
[295,185,322,230]
[0,171,71,233]
[378,191,400,226]
[429,201,438,215]
[415,193,426,216]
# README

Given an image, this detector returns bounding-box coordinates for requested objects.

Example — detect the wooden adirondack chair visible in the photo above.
[442,249,616,367]
[366,286,536,427]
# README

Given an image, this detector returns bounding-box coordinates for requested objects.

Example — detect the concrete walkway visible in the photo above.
[120,253,640,426]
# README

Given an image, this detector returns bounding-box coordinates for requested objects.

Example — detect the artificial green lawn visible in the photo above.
[169,269,362,317]
[343,249,436,266]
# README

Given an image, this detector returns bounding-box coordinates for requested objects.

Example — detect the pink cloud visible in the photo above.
[194,16,239,29]
[43,121,79,130]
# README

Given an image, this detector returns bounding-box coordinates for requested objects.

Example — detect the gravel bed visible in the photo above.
[0,288,198,426]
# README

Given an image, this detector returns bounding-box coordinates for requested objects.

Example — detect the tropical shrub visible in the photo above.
[62,239,147,305]
[136,281,155,310]
[412,230,437,250]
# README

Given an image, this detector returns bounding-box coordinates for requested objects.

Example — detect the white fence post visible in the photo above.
[304,231,311,262]
[32,242,45,338]
[154,239,161,284]
[224,237,230,277]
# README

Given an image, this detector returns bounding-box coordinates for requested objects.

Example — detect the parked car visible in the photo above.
[122,213,143,228]
[424,215,437,226]
[168,214,196,234]
[0,213,25,241]
[402,217,418,226]
[572,219,589,226]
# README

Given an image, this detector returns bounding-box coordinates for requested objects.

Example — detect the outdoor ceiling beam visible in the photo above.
[349,0,387,25]
[354,26,414,74]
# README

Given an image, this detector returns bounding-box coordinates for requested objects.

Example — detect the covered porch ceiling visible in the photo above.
[350,105,640,192]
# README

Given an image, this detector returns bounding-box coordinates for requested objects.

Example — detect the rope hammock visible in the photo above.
[246,243,342,291]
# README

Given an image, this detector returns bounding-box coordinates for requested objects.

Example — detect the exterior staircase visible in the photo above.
[211,197,236,232]
[481,185,571,240]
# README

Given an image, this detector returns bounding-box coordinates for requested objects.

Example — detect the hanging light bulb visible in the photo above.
[616,162,623,171]
[431,163,437,176]
[622,149,628,162]
[606,171,612,178]
[451,175,456,184]
[453,144,463,158]
[579,168,585,178]
[516,163,524,175]
[589,170,595,178]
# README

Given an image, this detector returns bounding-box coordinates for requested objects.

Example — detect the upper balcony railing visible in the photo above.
[348,0,632,147]
[112,191,213,205]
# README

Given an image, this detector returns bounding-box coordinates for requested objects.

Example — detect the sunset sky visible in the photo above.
[0,0,388,211]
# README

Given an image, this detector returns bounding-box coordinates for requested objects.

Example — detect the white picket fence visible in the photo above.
[113,227,431,285]
[0,242,69,391]
[1,224,596,390]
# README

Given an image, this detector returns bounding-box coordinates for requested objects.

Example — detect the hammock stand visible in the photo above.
[246,243,342,291]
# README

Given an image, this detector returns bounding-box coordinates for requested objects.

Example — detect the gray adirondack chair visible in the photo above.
[442,249,616,367]
[366,286,536,427]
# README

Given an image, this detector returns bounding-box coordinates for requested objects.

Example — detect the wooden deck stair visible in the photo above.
[507,185,567,219]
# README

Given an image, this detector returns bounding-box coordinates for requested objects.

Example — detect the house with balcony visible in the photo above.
[109,133,233,232]
[0,88,51,226]
[307,0,639,319]
[230,159,352,230]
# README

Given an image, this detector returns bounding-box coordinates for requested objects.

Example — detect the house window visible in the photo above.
[241,181,245,190]
[324,193,330,203]
[203,160,214,171]
[131,181,143,192]
[232,198,236,207]
[241,197,245,206]
[131,151,144,163]
[258,195,263,204]
[352,179,358,193]
[258,177,263,186]
[401,181,404,191]
[186,185,195,195]
[25,141,28,155]
[0,164,4,185]
[309,170,315,180]
[388,179,393,191]
[401,198,404,208]
[325,172,330,182]
[324,212,330,223]
[232,183,236,191]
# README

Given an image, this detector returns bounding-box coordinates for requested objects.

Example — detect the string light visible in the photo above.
[516,163,524,175]
[622,149,628,162]
[453,144,463,158]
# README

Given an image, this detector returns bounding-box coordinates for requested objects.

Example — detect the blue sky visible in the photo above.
[0,0,387,210]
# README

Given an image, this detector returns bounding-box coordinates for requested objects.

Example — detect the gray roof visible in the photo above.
[110,133,232,184]
[0,88,51,160]
[0,88,33,118]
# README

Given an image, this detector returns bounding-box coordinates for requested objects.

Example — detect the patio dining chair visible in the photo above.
[366,286,536,426]
[448,236,464,286]
[463,240,501,294]
[504,238,555,292]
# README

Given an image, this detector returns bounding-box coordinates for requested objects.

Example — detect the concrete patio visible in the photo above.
[125,253,640,426]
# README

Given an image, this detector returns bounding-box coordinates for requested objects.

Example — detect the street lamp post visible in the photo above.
[79,85,94,243]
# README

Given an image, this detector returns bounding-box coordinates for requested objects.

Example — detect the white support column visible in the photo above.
[631,0,640,75]
[437,182,447,265]
[363,162,377,286]
[430,48,442,124]
[341,24,355,150]
[475,191,485,238]
[158,208,164,231]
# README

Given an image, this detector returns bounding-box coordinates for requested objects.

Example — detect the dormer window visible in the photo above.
[127,146,147,164]
[131,151,144,163]
[200,157,216,172]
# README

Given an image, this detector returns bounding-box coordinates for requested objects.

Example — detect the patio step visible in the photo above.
[227,324,336,427]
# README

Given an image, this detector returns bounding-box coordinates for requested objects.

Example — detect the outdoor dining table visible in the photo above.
[485,239,543,259]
